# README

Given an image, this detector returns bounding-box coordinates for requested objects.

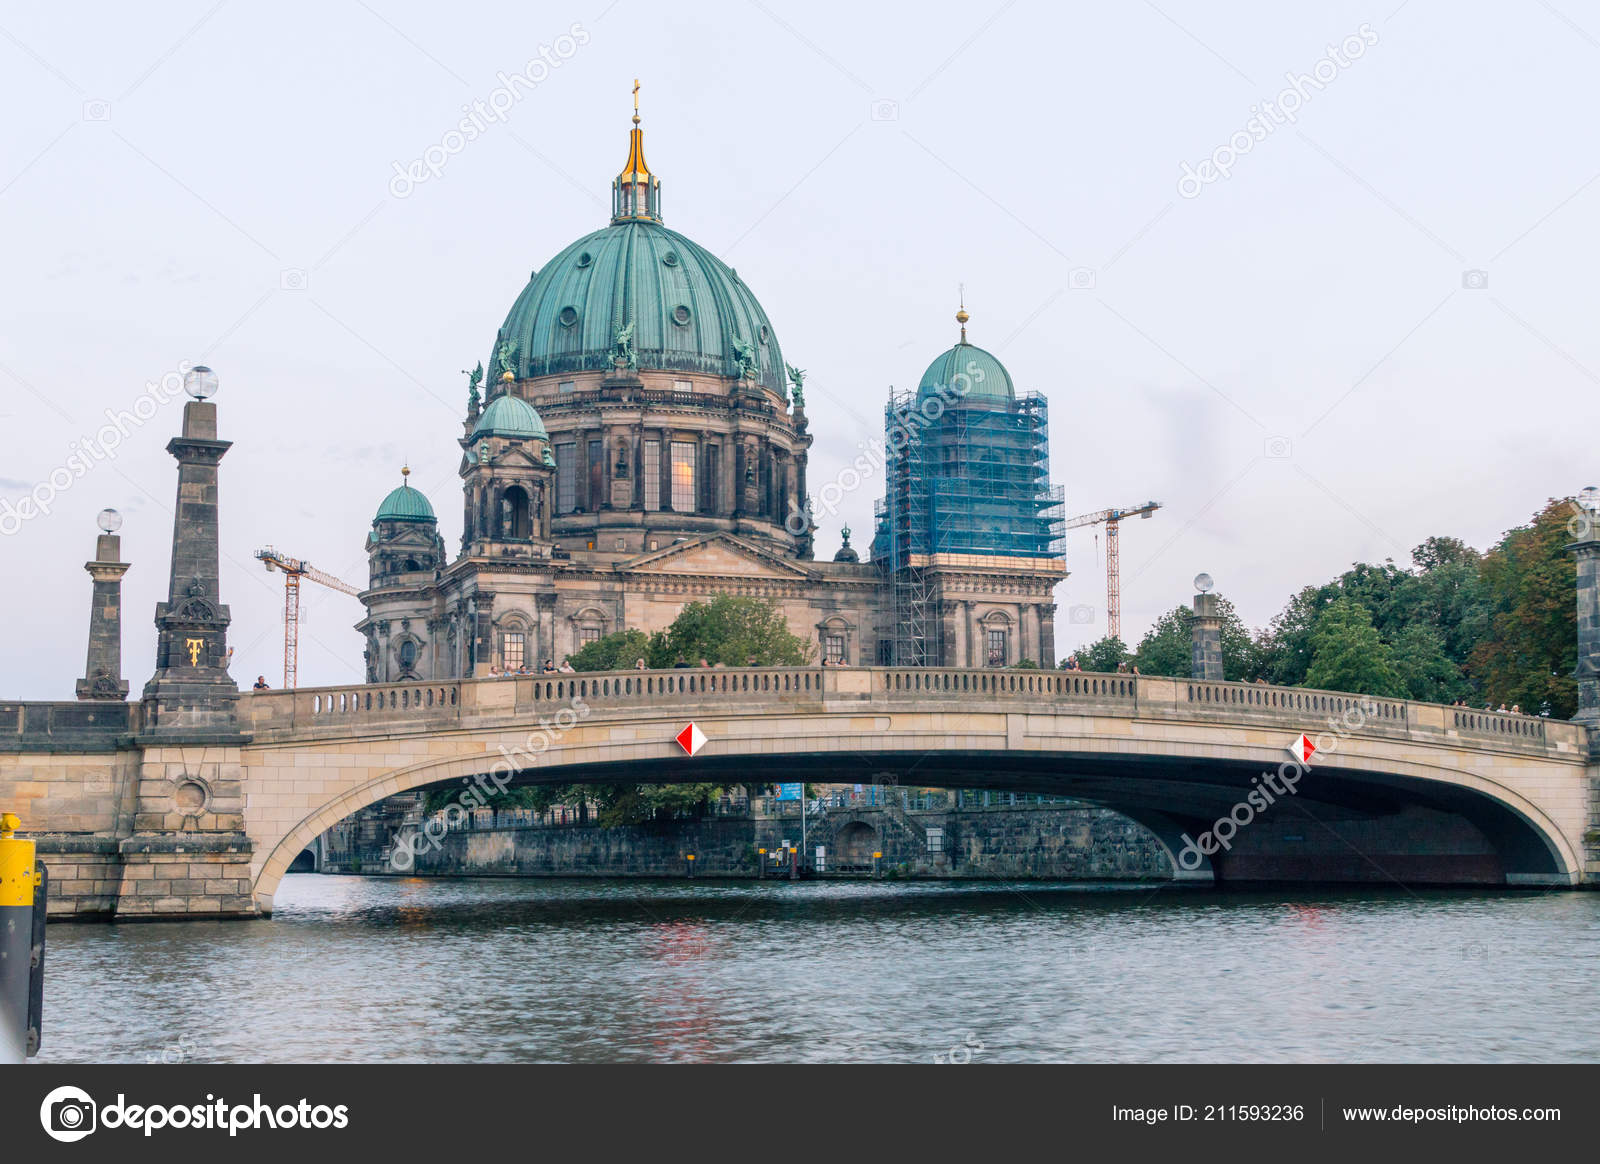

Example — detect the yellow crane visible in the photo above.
[1063,501,1162,643]
[255,547,362,689]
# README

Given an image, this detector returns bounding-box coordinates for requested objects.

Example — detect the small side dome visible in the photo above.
[832,524,860,563]
[472,393,549,440]
[374,468,435,524]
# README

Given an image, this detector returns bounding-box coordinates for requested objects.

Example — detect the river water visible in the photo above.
[32,875,1600,1063]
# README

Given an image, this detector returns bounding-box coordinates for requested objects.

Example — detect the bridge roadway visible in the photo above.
[3,667,1595,917]
[235,667,1597,912]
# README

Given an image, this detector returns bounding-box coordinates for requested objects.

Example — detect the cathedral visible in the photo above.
[356,98,1067,681]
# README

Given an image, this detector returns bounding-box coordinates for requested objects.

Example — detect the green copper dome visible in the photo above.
[374,476,435,524]
[472,393,548,440]
[917,341,1015,401]
[494,220,786,396]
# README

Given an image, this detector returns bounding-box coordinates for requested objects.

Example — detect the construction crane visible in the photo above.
[1063,501,1162,643]
[255,547,362,689]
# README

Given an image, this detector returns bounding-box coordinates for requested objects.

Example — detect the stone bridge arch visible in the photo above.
[243,671,1591,913]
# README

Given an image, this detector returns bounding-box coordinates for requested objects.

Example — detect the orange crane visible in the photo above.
[255,547,362,689]
[1063,501,1162,643]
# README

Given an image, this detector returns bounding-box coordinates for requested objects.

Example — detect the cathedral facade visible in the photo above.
[356,104,1066,681]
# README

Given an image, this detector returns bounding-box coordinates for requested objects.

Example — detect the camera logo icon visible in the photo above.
[1068,603,1095,625]
[870,99,900,121]
[40,1085,97,1142]
[1461,269,1489,290]
[82,100,111,122]
[1069,267,1097,290]
[280,268,308,291]
[1264,436,1292,459]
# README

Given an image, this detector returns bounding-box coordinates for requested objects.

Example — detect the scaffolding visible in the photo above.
[878,388,1066,666]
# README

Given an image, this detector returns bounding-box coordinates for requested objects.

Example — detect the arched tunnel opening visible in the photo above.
[281,746,1576,895]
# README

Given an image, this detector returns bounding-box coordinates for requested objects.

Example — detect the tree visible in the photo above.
[568,628,654,672]
[1132,597,1257,680]
[1390,623,1467,703]
[504,597,812,826]
[1304,598,1405,697]
[1469,499,1577,715]
[1064,635,1130,672]
[652,594,814,667]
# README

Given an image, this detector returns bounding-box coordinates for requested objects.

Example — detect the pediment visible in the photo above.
[619,534,816,580]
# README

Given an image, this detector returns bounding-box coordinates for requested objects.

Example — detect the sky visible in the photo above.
[1,0,1596,696]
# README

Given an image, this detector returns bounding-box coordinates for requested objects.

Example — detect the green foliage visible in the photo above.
[1133,596,1256,680]
[1390,623,1468,703]
[1013,658,1040,669]
[567,628,654,672]
[1304,598,1406,698]
[652,594,815,667]
[1063,636,1130,672]
[423,785,544,816]
[1469,499,1577,716]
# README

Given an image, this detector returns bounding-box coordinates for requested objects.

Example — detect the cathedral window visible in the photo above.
[587,440,603,509]
[502,632,525,672]
[986,629,1007,667]
[399,640,418,672]
[643,440,661,510]
[823,634,845,664]
[670,441,695,511]
[503,486,532,539]
[580,627,600,647]
[556,443,576,513]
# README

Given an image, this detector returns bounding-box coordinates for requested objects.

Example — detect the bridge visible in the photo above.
[3,664,1595,918]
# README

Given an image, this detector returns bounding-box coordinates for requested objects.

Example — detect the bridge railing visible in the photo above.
[1180,679,1410,726]
[237,667,1589,757]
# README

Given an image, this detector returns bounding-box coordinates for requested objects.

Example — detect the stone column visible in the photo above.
[1571,513,1600,724]
[77,528,130,700]
[140,398,239,740]
[1038,602,1057,668]
[536,593,557,669]
[124,387,255,919]
[472,593,495,677]
[1191,591,1224,681]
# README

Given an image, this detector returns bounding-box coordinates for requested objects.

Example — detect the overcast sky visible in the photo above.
[1,0,1595,696]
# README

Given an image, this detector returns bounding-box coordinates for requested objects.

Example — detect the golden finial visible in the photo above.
[632,78,641,126]
[956,284,969,343]
[401,464,411,480]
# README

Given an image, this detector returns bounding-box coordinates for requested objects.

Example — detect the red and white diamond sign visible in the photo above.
[676,722,707,756]
[1287,734,1317,764]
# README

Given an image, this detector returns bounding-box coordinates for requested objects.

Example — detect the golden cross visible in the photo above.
[632,78,640,124]
[186,637,204,666]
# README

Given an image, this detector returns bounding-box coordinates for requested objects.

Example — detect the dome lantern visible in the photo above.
[612,79,661,225]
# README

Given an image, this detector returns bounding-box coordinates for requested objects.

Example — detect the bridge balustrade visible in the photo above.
[1182,679,1409,724]
[235,667,1587,759]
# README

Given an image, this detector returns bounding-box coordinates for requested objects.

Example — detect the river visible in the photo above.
[32,875,1600,1063]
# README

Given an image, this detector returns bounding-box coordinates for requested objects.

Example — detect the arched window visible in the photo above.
[399,640,418,672]
[504,485,532,539]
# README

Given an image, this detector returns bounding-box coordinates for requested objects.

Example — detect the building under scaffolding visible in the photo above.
[873,328,1066,667]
